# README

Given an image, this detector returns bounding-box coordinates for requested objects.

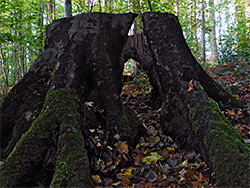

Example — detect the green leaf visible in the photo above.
[141,152,164,165]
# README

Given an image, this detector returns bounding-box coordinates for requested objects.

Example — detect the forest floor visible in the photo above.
[1,60,249,187]
[90,60,250,188]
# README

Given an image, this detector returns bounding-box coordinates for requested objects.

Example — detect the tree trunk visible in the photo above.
[0,12,249,188]
[209,0,219,63]
[47,0,55,22]
[38,0,44,52]
[201,3,206,63]
[64,0,72,17]
[193,0,199,53]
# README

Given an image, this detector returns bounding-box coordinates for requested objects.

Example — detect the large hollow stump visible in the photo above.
[0,12,249,188]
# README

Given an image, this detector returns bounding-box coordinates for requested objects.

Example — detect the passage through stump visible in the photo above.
[1,12,249,187]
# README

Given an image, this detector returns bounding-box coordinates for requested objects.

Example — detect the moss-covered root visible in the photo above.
[0,89,91,187]
[50,120,91,187]
[204,99,250,188]
[49,89,92,187]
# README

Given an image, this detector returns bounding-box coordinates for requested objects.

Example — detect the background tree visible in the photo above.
[200,2,206,63]
[208,0,219,63]
[234,0,250,55]
[47,0,55,21]
[64,0,72,17]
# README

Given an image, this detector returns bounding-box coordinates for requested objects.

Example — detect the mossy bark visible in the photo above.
[204,99,250,187]
[0,48,56,159]
[47,89,92,187]
[0,89,92,187]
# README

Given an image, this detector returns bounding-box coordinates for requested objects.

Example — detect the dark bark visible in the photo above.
[0,12,249,188]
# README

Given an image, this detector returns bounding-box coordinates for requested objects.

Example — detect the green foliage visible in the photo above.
[0,0,61,94]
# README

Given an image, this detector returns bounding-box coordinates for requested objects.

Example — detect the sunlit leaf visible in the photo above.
[96,142,101,147]
[225,109,236,117]
[112,181,121,186]
[182,160,188,167]
[92,175,102,184]
[167,146,175,151]
[188,79,194,92]
[117,168,136,179]
[141,152,164,165]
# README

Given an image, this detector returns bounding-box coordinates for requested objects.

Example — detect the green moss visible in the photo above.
[0,88,91,187]
[187,107,199,132]
[205,98,243,141]
[51,123,91,187]
[204,98,250,187]
[0,103,56,187]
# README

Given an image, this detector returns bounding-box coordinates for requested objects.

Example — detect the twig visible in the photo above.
[148,0,153,12]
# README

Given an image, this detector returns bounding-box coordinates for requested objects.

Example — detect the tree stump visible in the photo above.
[1,12,249,187]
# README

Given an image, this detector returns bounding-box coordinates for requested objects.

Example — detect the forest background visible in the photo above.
[0,0,249,97]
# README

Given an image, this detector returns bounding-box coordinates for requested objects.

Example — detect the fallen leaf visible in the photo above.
[182,160,188,167]
[96,142,101,147]
[145,170,158,182]
[92,175,102,184]
[112,155,120,165]
[115,141,129,154]
[103,178,113,186]
[121,177,131,186]
[122,153,129,161]
[117,168,136,179]
[179,168,187,176]
[112,181,121,186]
[225,109,236,117]
[136,181,147,188]
[188,79,194,92]
[157,182,163,187]
[141,152,164,165]
[159,174,167,181]
[167,157,180,168]
[167,146,175,151]
[167,176,176,183]
[185,168,196,178]
[134,153,143,166]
